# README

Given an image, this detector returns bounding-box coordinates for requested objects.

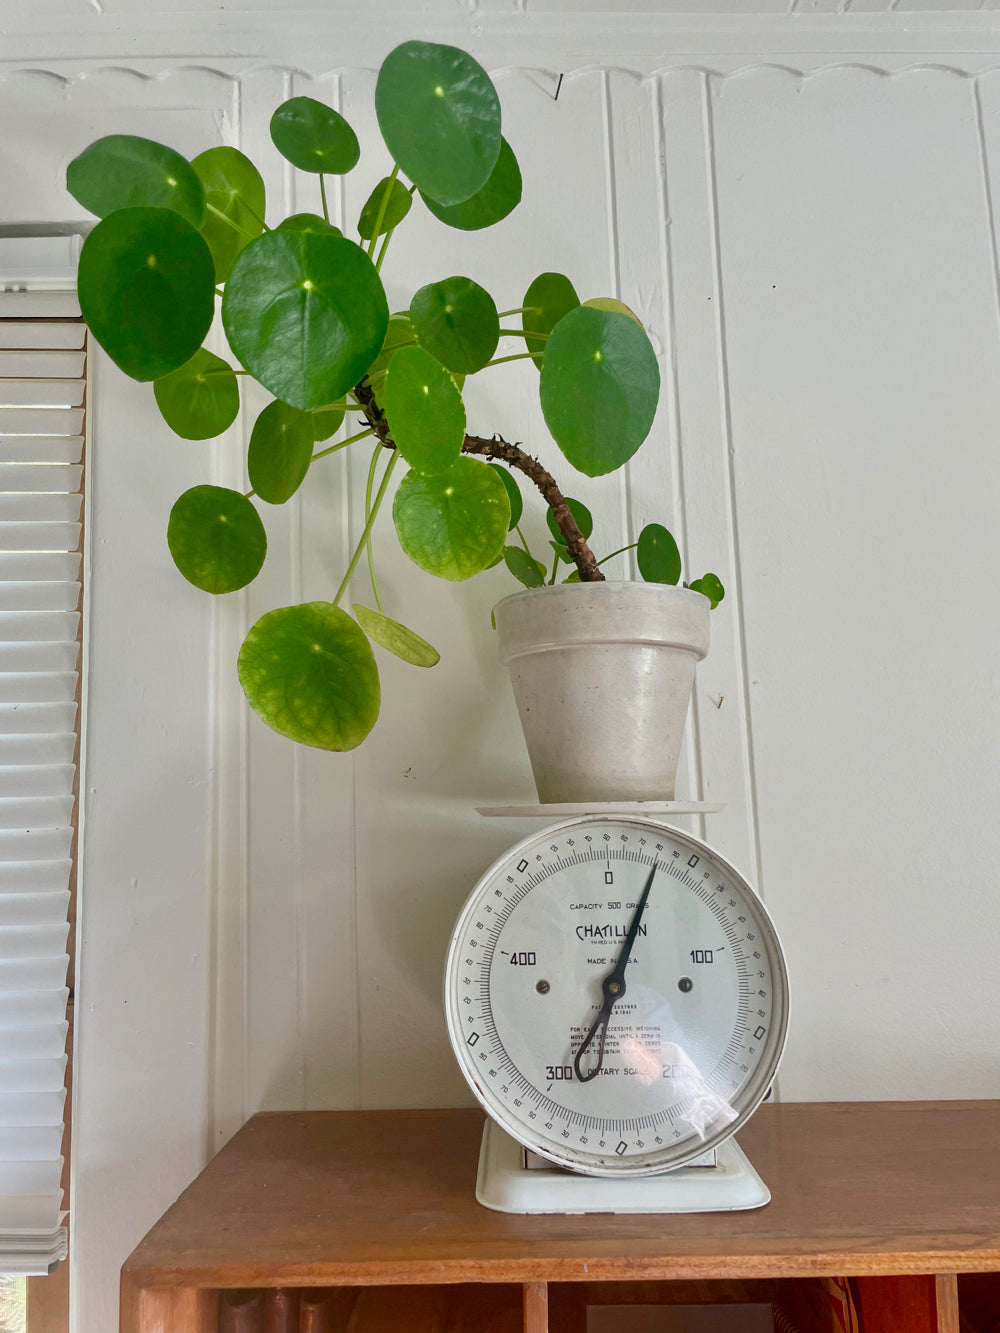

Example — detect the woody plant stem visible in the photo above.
[352,378,605,582]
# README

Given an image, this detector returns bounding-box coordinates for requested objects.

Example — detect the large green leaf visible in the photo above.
[192,146,265,282]
[522,272,579,370]
[238,603,380,750]
[393,456,509,581]
[67,135,205,226]
[420,137,521,231]
[167,485,266,593]
[247,400,314,504]
[352,604,440,667]
[277,213,343,237]
[312,401,346,441]
[409,276,498,374]
[358,177,413,240]
[222,230,388,410]
[269,97,360,174]
[375,41,501,206]
[78,207,215,382]
[489,464,522,531]
[538,306,660,477]
[637,522,681,585]
[153,349,240,440]
[382,346,466,475]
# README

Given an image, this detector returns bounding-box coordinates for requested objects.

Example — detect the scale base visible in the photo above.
[476,1121,770,1215]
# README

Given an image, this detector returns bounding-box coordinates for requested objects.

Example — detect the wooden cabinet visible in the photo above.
[120,1101,1000,1333]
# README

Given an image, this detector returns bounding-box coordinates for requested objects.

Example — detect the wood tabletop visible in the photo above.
[121,1101,1000,1290]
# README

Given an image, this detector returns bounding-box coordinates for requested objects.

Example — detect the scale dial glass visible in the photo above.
[444,816,788,1176]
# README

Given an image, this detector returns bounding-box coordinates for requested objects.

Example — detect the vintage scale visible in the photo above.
[443,587,788,1215]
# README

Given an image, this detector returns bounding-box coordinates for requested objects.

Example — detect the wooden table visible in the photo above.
[120,1101,1000,1333]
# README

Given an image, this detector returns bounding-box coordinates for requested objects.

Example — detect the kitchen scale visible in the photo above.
[443,802,788,1215]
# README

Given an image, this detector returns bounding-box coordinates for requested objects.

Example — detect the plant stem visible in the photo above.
[206,202,256,239]
[374,227,394,274]
[596,542,638,567]
[319,174,330,223]
[215,287,225,298]
[364,441,385,613]
[514,524,533,557]
[548,551,560,585]
[311,425,375,463]
[497,307,541,317]
[484,352,536,368]
[332,448,401,607]
[241,200,270,231]
[498,329,548,340]
[367,165,400,259]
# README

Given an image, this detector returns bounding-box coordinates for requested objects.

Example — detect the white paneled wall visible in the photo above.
[3,7,1000,1329]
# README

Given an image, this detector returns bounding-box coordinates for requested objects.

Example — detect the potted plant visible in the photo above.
[66,39,724,802]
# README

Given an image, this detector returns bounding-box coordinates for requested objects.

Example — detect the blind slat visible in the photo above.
[0,324,85,352]
[0,352,86,379]
[0,1129,64,1162]
[0,991,69,1026]
[0,465,82,494]
[0,407,84,435]
[0,957,70,991]
[0,798,75,830]
[0,674,78,704]
[0,893,70,928]
[0,1091,65,1128]
[0,292,81,317]
[0,496,82,524]
[0,645,79,674]
[0,831,73,863]
[0,554,81,583]
[0,582,80,613]
[0,735,76,766]
[0,438,83,465]
[0,703,77,735]
[0,1024,68,1062]
[0,925,69,960]
[0,767,75,799]
[0,1162,64,1196]
[0,521,81,552]
[0,863,72,896]
[0,380,85,408]
[0,613,80,643]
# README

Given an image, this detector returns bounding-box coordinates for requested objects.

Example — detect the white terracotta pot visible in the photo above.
[493,581,710,804]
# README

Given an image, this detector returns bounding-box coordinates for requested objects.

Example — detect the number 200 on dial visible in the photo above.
[444,816,789,1177]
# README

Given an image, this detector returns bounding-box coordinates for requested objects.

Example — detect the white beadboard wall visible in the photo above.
[3,5,1000,1329]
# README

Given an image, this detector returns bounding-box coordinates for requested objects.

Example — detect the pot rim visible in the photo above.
[493,579,711,616]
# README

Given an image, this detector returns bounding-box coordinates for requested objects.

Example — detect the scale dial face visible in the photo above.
[444,816,788,1177]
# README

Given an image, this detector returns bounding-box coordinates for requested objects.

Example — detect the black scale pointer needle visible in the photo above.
[573,862,657,1084]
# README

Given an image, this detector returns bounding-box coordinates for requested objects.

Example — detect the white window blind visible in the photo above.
[0,239,83,1276]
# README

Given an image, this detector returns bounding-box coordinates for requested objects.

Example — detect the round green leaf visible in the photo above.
[269,97,360,174]
[383,346,466,475]
[368,314,417,410]
[78,207,215,382]
[503,545,545,589]
[153,349,240,440]
[277,213,343,237]
[352,604,440,667]
[192,146,265,282]
[522,272,579,370]
[539,306,660,478]
[358,177,413,241]
[688,573,725,609]
[375,41,501,206]
[67,135,205,226]
[420,137,521,231]
[409,276,499,374]
[637,522,681,585]
[545,496,593,548]
[247,400,314,504]
[312,401,346,441]
[223,230,389,410]
[489,464,522,531]
[238,602,380,750]
[167,485,266,593]
[393,456,509,581]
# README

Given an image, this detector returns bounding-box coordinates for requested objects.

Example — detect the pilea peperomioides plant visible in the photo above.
[66,40,724,752]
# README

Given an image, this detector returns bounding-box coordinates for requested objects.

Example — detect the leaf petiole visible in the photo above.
[367,164,400,259]
[332,448,401,607]
[364,441,385,613]
[311,425,375,464]
[205,201,257,240]
[319,173,330,223]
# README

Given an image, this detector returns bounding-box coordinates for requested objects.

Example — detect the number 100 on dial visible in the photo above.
[444,816,789,1177]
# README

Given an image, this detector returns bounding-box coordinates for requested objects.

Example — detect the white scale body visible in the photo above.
[444,812,789,1214]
